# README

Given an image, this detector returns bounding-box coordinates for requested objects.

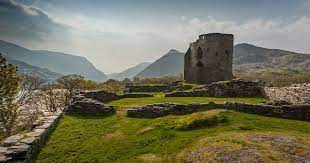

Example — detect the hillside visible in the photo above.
[135,44,310,78]
[233,43,310,73]
[6,57,62,82]
[107,62,151,80]
[0,40,107,81]
[135,49,184,78]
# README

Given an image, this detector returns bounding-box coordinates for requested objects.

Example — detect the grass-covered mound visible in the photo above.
[174,110,226,130]
[34,96,310,162]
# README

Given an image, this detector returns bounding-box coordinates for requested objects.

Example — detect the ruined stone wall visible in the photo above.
[0,112,62,162]
[265,83,310,104]
[184,33,234,84]
[126,102,310,121]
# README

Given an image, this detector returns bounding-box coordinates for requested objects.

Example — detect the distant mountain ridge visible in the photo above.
[233,43,310,73]
[135,49,184,78]
[6,57,62,82]
[107,62,151,80]
[0,40,107,81]
[135,44,310,79]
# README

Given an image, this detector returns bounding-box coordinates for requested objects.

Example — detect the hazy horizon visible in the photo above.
[1,0,310,73]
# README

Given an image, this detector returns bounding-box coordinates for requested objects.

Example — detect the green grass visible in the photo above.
[35,97,310,162]
[109,97,267,109]
[174,110,227,130]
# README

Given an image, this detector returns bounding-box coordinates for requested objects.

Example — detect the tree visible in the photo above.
[0,54,22,138]
[0,54,42,139]
[56,74,85,104]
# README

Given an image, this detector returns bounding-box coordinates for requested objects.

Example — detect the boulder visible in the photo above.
[66,98,115,115]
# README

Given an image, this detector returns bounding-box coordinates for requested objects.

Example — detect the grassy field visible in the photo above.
[109,96,267,110]
[35,97,310,162]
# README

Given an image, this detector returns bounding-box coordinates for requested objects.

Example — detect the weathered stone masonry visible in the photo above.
[127,102,310,121]
[0,112,62,162]
[184,33,234,84]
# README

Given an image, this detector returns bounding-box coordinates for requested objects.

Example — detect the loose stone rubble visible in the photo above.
[127,102,310,121]
[265,83,310,104]
[0,112,62,162]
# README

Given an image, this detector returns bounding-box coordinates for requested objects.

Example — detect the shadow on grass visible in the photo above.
[65,112,116,119]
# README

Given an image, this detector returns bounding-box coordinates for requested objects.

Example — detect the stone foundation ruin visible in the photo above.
[127,102,310,121]
[166,79,266,98]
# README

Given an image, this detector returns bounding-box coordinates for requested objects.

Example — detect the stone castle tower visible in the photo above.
[184,33,234,84]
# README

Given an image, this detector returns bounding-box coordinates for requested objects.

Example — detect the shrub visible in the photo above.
[174,110,226,130]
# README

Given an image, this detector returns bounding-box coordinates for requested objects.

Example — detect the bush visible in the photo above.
[174,110,226,130]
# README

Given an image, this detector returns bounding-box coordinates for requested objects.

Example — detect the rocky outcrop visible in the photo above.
[80,90,119,103]
[265,83,310,104]
[66,98,115,115]
[0,112,62,162]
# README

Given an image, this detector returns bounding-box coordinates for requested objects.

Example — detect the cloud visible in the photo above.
[170,16,310,53]
[1,0,310,73]
[0,0,69,42]
[36,10,310,73]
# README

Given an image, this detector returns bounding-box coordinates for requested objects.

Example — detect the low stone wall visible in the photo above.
[125,85,171,92]
[120,93,154,98]
[0,112,62,162]
[127,102,310,121]
[225,102,310,121]
[265,83,310,104]
[165,90,209,97]
[66,98,115,115]
[80,90,119,103]
[165,79,266,98]
[125,84,192,93]
[127,102,223,118]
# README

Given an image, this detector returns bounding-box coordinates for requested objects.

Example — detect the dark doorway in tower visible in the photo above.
[197,47,203,60]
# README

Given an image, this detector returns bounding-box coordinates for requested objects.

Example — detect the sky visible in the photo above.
[0,0,310,73]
